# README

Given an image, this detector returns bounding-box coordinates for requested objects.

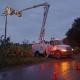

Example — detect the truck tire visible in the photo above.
[34,51,40,57]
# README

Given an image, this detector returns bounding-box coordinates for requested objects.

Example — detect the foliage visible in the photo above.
[0,38,33,68]
[73,47,80,54]
[66,17,80,47]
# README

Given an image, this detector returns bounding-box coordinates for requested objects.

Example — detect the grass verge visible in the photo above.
[0,56,52,69]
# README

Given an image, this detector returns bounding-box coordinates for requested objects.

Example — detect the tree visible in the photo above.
[66,17,80,47]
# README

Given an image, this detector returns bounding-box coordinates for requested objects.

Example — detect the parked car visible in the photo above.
[48,39,73,58]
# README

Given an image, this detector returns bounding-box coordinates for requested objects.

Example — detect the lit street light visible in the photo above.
[2,7,15,45]
[4,6,15,15]
[2,6,22,46]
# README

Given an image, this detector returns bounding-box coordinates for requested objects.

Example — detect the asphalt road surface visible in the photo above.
[0,59,80,80]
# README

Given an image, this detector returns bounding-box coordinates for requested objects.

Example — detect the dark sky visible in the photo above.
[0,0,80,43]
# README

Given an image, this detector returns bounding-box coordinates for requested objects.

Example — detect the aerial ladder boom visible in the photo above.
[39,4,49,43]
[15,2,50,43]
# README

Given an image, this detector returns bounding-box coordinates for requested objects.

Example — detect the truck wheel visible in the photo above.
[34,51,40,57]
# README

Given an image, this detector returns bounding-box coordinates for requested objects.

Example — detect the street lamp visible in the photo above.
[4,6,15,15]
[2,6,22,45]
[3,7,15,43]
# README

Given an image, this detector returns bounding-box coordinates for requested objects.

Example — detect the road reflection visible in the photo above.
[0,59,80,80]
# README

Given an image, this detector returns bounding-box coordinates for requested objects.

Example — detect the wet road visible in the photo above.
[0,59,80,80]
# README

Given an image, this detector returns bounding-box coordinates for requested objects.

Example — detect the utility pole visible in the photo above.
[4,15,7,41]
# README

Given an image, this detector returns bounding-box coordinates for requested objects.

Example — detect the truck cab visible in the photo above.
[32,42,47,57]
